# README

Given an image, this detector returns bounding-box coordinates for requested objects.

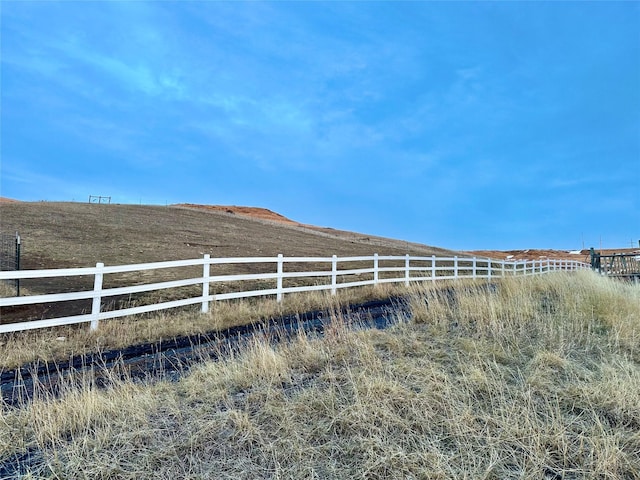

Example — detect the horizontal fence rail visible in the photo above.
[0,254,590,334]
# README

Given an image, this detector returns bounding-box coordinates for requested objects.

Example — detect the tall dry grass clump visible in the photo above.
[1,271,639,478]
[411,272,640,357]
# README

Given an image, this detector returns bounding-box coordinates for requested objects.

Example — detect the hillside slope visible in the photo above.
[0,202,456,272]
[0,201,459,322]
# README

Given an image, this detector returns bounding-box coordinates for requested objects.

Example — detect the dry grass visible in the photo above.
[0,283,403,370]
[0,281,21,298]
[1,272,639,479]
[0,201,455,287]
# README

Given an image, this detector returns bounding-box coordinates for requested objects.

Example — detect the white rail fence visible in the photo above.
[0,254,589,334]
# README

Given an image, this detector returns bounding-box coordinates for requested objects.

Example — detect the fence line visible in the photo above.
[0,254,590,334]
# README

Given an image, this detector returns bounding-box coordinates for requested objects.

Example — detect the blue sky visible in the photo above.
[1,1,638,251]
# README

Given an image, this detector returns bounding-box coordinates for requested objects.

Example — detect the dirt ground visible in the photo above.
[174,203,301,226]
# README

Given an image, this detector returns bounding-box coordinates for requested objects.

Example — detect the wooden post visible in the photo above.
[431,255,436,280]
[331,255,337,295]
[15,233,21,297]
[201,254,210,313]
[405,254,410,287]
[472,257,477,279]
[454,256,458,279]
[373,253,379,286]
[90,262,104,331]
[277,254,283,302]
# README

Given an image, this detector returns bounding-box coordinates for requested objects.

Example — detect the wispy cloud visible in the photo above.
[1,163,91,201]
[2,2,638,248]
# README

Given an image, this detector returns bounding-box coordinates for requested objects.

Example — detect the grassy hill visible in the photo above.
[0,201,456,272]
[0,201,458,325]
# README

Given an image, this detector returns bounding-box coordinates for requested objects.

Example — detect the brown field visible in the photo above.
[0,201,457,325]
[0,201,456,272]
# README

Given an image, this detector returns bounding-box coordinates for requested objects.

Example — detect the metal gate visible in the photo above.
[0,232,21,296]
[590,247,640,280]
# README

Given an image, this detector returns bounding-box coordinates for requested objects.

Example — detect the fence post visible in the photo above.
[15,233,21,297]
[472,257,477,279]
[487,259,492,280]
[454,256,458,279]
[373,253,379,286]
[431,255,436,281]
[405,254,410,287]
[331,255,337,295]
[201,254,210,313]
[501,260,505,277]
[90,262,104,331]
[277,254,284,302]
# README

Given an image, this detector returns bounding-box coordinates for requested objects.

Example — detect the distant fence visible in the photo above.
[0,254,589,334]
[88,195,111,204]
[0,232,20,296]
